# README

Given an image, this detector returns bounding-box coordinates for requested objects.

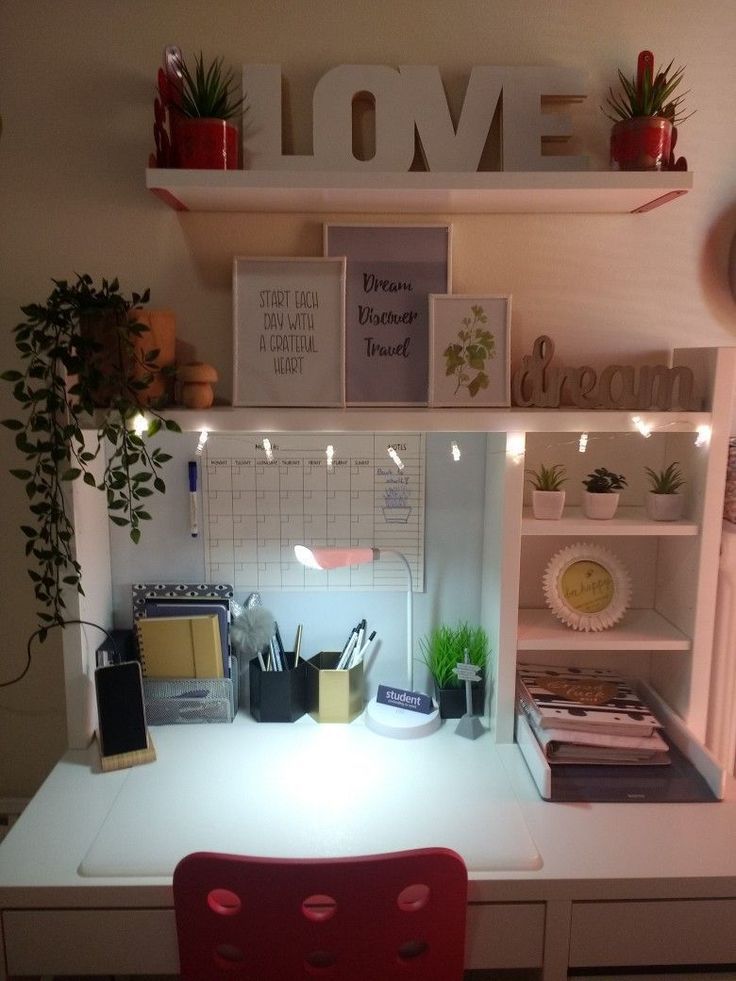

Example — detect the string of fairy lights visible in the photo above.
[129,412,712,473]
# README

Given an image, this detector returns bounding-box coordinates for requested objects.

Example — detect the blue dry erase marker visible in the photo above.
[188,461,198,537]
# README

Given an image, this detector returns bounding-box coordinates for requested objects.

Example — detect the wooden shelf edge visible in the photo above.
[127,406,711,436]
[145,169,693,215]
[517,608,691,651]
[521,506,698,537]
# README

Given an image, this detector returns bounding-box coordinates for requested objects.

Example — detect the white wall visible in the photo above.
[1,0,735,796]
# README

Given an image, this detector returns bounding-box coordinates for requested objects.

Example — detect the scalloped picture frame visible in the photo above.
[542,542,631,632]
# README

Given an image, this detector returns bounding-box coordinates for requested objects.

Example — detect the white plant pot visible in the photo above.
[532,490,565,519]
[582,491,620,519]
[646,492,684,521]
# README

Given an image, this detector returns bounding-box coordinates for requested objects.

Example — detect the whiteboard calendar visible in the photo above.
[203,433,425,591]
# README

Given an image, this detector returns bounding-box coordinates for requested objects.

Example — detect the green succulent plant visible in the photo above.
[526,463,567,492]
[176,51,246,120]
[602,51,691,125]
[645,462,685,494]
[583,467,628,494]
[418,622,489,690]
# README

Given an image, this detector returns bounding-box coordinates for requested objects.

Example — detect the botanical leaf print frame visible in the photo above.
[428,294,511,407]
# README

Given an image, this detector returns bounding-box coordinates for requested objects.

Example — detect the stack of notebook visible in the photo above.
[516,664,669,766]
[515,664,717,802]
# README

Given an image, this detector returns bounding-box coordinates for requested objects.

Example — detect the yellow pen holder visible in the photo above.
[306,651,364,723]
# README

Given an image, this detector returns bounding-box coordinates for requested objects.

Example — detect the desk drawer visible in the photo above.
[466,902,545,968]
[2,908,178,975]
[570,899,736,967]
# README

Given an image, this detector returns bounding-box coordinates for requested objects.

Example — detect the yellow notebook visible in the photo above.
[136,614,224,679]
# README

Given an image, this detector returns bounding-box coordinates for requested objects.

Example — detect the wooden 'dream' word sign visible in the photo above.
[511,336,695,410]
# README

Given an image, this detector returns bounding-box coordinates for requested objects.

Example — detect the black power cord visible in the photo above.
[0,620,118,689]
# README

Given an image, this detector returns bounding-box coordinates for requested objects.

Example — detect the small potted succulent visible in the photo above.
[160,48,246,169]
[582,467,627,519]
[526,463,567,520]
[418,622,488,719]
[602,49,691,171]
[644,462,685,521]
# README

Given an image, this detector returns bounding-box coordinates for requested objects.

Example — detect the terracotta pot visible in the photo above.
[610,116,673,171]
[172,118,238,169]
[78,306,128,406]
[78,307,176,408]
[532,490,565,520]
[127,308,176,407]
[583,491,620,520]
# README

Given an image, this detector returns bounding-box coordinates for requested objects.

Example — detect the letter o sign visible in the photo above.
[312,65,415,171]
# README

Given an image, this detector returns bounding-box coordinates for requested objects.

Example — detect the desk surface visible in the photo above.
[2,713,736,907]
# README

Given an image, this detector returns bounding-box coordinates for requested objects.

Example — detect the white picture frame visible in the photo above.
[323,223,452,406]
[542,542,632,632]
[233,256,346,407]
[428,294,511,407]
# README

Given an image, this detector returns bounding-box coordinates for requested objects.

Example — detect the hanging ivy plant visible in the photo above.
[2,274,181,637]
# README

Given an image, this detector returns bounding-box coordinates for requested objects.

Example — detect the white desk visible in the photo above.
[2,715,736,980]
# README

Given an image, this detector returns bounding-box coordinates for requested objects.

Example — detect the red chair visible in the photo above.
[173,847,468,980]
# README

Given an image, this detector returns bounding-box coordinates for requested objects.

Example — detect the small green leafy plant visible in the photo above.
[175,51,246,120]
[602,50,691,125]
[645,462,685,494]
[583,467,628,493]
[419,622,489,690]
[443,305,496,398]
[526,463,567,492]
[1,274,181,634]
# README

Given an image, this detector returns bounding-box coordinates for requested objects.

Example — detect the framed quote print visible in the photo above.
[324,223,452,406]
[429,294,511,407]
[233,257,346,407]
[542,542,631,632]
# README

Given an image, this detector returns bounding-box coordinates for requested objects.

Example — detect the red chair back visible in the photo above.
[173,847,467,980]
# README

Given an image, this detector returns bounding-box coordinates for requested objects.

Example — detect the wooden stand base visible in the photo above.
[99,731,156,772]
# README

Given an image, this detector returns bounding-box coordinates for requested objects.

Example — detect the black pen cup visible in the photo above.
[249,653,307,722]
[306,651,364,723]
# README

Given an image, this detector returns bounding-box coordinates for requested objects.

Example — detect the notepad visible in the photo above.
[136,614,224,679]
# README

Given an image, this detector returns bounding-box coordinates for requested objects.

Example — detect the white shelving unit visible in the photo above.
[61,348,735,774]
[146,168,693,214]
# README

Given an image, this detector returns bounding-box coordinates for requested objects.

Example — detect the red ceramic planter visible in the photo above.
[610,116,673,171]
[172,118,238,169]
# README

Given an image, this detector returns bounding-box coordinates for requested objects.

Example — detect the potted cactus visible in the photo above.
[644,462,685,521]
[602,50,691,171]
[582,467,627,519]
[526,463,567,519]
[161,48,246,169]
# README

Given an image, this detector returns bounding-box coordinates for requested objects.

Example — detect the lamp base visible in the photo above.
[364,696,442,739]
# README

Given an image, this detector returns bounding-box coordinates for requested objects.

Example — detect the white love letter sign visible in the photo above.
[242,64,586,172]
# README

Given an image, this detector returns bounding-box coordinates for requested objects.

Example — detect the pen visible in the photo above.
[353,631,377,666]
[274,622,286,659]
[188,461,198,537]
[337,632,358,670]
[339,623,358,660]
[356,618,366,655]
